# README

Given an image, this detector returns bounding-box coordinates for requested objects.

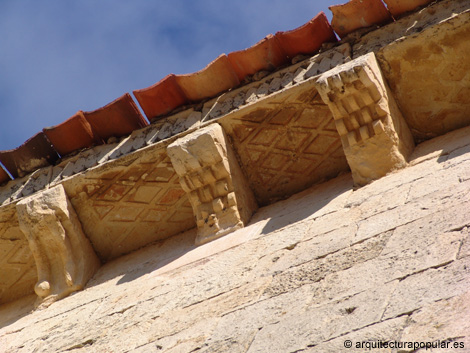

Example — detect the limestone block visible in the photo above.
[400,290,470,351]
[307,317,408,353]
[315,52,414,186]
[0,204,37,305]
[16,184,100,307]
[61,143,195,261]
[167,123,257,245]
[378,8,470,141]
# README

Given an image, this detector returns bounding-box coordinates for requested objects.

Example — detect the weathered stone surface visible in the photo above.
[219,80,349,205]
[383,256,470,320]
[2,3,470,349]
[167,123,257,245]
[458,227,470,260]
[16,185,100,307]
[353,0,470,57]
[62,143,195,261]
[305,317,408,353]
[0,205,37,305]
[260,231,390,300]
[355,184,470,243]
[378,6,470,141]
[376,217,465,280]
[246,282,398,352]
[1,122,470,352]
[400,291,470,353]
[409,125,470,166]
[315,52,414,185]
[314,203,470,307]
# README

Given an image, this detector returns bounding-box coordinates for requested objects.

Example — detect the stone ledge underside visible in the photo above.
[1,122,469,352]
[0,0,469,306]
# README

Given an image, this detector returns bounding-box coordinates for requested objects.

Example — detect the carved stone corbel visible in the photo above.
[315,52,414,186]
[16,184,100,307]
[167,123,257,245]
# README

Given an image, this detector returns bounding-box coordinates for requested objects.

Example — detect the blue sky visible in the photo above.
[0,1,333,151]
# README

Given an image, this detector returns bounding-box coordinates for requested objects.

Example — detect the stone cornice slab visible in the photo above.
[1,0,470,306]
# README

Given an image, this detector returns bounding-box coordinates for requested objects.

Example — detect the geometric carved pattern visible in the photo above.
[0,205,37,305]
[167,124,257,245]
[63,146,195,261]
[315,52,414,186]
[221,99,349,205]
[180,161,241,236]
[321,67,388,148]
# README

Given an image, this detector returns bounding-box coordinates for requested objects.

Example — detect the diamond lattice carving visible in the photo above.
[0,205,37,304]
[63,146,195,261]
[221,97,349,205]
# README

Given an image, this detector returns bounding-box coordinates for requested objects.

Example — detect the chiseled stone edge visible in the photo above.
[1,0,468,204]
[167,123,257,245]
[315,52,414,186]
[16,184,100,308]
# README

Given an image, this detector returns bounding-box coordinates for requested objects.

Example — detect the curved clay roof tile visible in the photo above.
[0,132,59,178]
[44,111,103,157]
[0,166,10,185]
[228,34,288,82]
[133,12,336,119]
[330,0,393,38]
[133,74,187,122]
[83,93,148,141]
[382,0,433,17]
[175,54,240,102]
[275,12,337,58]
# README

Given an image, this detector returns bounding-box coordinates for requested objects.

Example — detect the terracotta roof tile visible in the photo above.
[135,13,337,120]
[228,34,287,82]
[0,166,10,185]
[275,12,337,58]
[44,112,103,157]
[330,0,393,38]
[83,93,148,141]
[133,74,187,121]
[383,0,433,17]
[175,54,240,102]
[0,2,434,180]
[0,132,59,178]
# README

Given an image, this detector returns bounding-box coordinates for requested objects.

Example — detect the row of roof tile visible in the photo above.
[0,0,433,186]
[0,94,147,179]
[330,0,432,38]
[44,93,147,157]
[134,13,336,120]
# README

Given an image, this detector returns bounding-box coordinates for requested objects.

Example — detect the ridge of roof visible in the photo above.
[0,0,432,185]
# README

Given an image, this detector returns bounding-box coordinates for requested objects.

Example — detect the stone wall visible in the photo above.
[1,1,470,351]
[1,123,469,353]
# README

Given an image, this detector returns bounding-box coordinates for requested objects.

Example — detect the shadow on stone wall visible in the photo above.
[258,173,353,235]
